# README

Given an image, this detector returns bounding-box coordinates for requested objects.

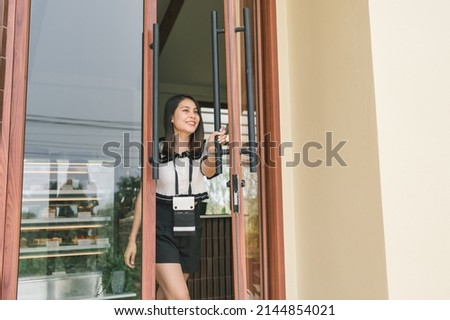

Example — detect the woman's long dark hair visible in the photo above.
[161,94,205,157]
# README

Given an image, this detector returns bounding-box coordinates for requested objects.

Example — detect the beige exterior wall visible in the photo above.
[277,0,388,299]
[278,0,450,300]
[369,0,450,299]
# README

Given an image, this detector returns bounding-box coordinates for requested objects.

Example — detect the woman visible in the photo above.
[123,94,227,299]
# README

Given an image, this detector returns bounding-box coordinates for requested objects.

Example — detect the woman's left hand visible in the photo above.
[206,126,228,154]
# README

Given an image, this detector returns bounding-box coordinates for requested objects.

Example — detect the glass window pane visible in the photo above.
[201,106,230,216]
[18,0,143,300]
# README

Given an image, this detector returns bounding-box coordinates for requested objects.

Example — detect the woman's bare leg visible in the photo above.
[156,263,190,300]
[156,285,166,300]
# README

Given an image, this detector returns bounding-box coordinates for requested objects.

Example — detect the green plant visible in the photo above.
[98,252,129,295]
[103,252,128,272]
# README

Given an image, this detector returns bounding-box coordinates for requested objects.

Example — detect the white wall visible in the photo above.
[276,0,299,300]
[277,0,388,299]
[369,0,450,299]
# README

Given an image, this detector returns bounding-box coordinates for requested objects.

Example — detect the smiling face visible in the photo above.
[171,98,200,138]
[162,94,204,156]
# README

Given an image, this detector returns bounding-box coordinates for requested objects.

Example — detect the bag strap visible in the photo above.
[173,156,193,196]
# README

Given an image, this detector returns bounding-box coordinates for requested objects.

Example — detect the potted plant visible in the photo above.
[103,253,127,295]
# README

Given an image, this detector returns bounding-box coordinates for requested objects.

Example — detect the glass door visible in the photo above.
[222,0,263,299]
[17,0,146,299]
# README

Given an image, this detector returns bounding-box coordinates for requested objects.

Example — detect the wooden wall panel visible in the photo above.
[188,216,234,300]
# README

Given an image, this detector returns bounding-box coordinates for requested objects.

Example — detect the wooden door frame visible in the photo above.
[1,0,29,299]
[224,0,285,299]
[142,0,157,300]
[223,0,248,300]
[258,0,286,300]
[0,0,157,299]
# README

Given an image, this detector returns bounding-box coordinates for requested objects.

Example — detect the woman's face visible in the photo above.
[171,98,200,137]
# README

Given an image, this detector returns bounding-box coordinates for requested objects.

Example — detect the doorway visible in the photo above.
[156,0,270,299]
[1,0,284,300]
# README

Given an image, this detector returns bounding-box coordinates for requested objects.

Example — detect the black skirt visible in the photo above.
[155,200,203,274]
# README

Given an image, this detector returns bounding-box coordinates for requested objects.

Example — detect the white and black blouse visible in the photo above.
[155,143,209,203]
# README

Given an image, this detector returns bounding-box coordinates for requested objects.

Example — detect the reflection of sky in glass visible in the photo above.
[25,0,142,163]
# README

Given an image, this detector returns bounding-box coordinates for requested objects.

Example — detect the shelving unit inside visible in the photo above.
[18,159,138,300]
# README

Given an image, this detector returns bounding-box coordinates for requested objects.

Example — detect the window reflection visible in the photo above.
[18,0,143,300]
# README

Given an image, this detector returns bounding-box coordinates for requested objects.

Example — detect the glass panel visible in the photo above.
[18,0,143,300]
[202,107,230,216]
[236,0,262,300]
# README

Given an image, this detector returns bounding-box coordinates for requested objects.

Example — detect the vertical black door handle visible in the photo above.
[242,8,257,173]
[211,11,224,174]
[150,23,159,180]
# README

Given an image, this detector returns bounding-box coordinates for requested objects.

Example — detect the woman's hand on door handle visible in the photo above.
[201,126,228,178]
[206,126,228,155]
